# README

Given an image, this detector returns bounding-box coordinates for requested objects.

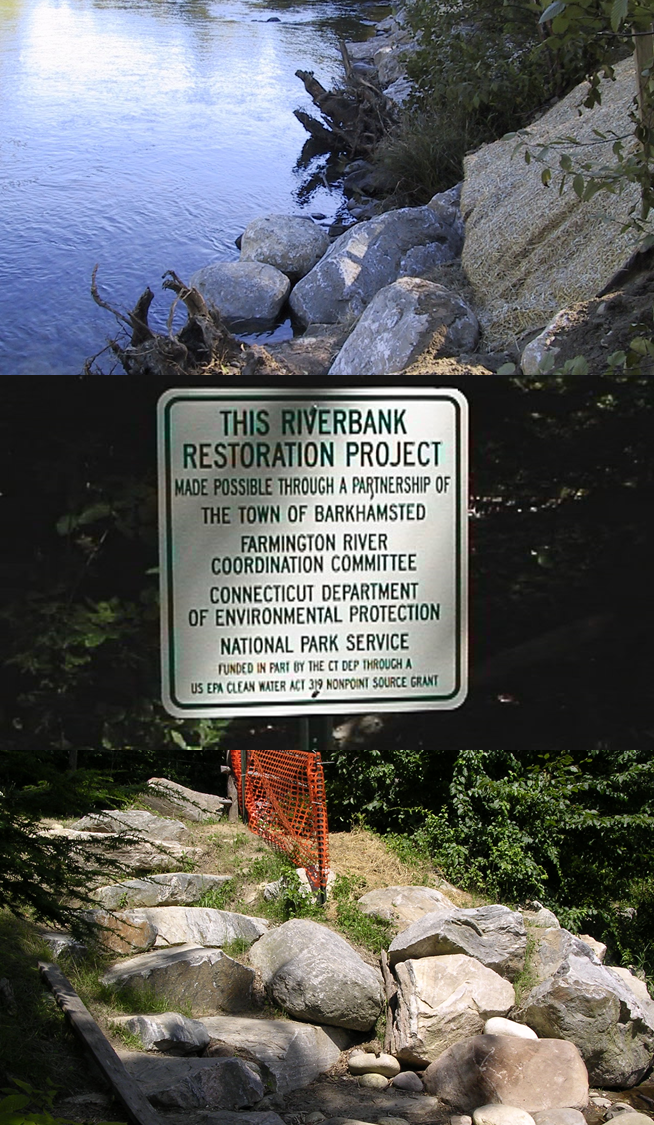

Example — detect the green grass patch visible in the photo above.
[332,875,393,955]
[0,913,91,1091]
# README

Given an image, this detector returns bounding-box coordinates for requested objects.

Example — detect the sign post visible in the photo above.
[158,387,468,717]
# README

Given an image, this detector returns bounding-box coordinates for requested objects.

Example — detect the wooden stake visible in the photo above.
[38,961,162,1125]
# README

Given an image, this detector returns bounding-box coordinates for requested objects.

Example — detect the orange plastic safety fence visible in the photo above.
[231,747,329,892]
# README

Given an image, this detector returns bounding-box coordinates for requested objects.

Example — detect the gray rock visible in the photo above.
[389,905,527,980]
[359,1073,389,1090]
[357,885,455,926]
[266,323,351,381]
[72,809,188,841]
[145,778,230,823]
[121,906,268,948]
[520,942,654,1086]
[427,185,464,238]
[115,1012,210,1055]
[249,919,383,1031]
[93,873,231,910]
[392,1071,424,1091]
[240,215,329,281]
[532,1112,587,1125]
[422,1034,589,1113]
[101,944,256,1016]
[384,76,414,105]
[162,1115,284,1125]
[528,927,600,985]
[189,261,291,328]
[289,207,462,327]
[118,1051,264,1108]
[200,1014,349,1093]
[328,278,479,380]
[393,954,515,1065]
[473,1108,535,1125]
[40,825,203,874]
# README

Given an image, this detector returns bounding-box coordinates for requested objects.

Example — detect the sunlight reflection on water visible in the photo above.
[0,0,387,374]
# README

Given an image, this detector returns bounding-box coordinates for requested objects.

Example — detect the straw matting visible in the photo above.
[461,59,642,346]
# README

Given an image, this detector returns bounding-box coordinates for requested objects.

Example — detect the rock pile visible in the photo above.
[39,793,654,1124]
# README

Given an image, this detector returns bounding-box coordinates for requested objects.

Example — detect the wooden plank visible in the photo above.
[38,961,162,1125]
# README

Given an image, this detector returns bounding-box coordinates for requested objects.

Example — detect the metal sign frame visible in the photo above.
[158,386,468,717]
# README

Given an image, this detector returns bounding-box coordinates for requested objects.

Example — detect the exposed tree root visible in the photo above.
[89,266,293,381]
[294,43,395,157]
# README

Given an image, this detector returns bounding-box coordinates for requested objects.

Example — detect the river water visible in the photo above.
[0,0,387,375]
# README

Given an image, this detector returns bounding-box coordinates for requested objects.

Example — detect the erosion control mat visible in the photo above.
[461,58,642,346]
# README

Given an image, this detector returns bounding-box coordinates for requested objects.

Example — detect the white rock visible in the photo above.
[122,906,268,948]
[389,904,527,980]
[484,1017,538,1040]
[72,809,188,841]
[532,1111,587,1125]
[348,1052,400,1077]
[578,935,606,961]
[114,1012,210,1055]
[608,967,651,1003]
[393,954,515,1064]
[101,944,256,1017]
[520,310,573,378]
[473,1106,536,1125]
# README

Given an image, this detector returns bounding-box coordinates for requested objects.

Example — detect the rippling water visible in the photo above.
[0,0,387,374]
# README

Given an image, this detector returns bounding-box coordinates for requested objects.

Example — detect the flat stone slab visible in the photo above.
[101,944,256,1016]
[357,885,455,926]
[118,1051,264,1109]
[112,1011,210,1054]
[127,905,267,948]
[200,1014,350,1093]
[93,873,231,910]
[145,778,230,823]
[72,809,188,841]
[389,904,527,980]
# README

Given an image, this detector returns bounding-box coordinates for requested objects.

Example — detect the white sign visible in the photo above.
[158,387,468,717]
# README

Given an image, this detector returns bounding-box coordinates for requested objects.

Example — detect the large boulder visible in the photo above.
[461,58,640,343]
[101,944,256,1016]
[86,909,157,955]
[389,905,527,980]
[249,919,384,1031]
[118,1051,264,1109]
[145,778,230,823]
[392,954,515,1065]
[422,1034,589,1113]
[328,278,479,380]
[519,936,654,1086]
[240,215,330,281]
[117,906,268,948]
[93,873,231,910]
[200,1014,350,1093]
[357,885,455,926]
[189,261,290,328]
[72,809,188,842]
[289,207,462,326]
